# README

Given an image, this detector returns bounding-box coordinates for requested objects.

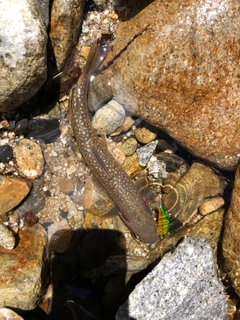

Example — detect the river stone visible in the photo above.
[0,224,16,250]
[0,177,32,215]
[116,237,227,320]
[222,164,240,296]
[49,0,85,71]
[98,0,240,171]
[0,308,24,320]
[0,223,48,310]
[0,0,47,112]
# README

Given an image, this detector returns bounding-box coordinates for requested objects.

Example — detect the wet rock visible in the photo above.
[156,152,186,172]
[92,100,125,135]
[48,219,72,253]
[0,0,47,111]
[136,140,158,166]
[15,139,44,179]
[122,152,142,178]
[83,176,115,217]
[89,73,113,112]
[116,237,227,320]
[26,119,60,143]
[0,224,16,250]
[111,116,135,136]
[98,0,240,171]
[14,119,28,135]
[49,0,85,71]
[120,137,138,156]
[57,177,74,194]
[163,162,226,232]
[0,176,32,215]
[38,0,49,27]
[134,127,157,144]
[0,223,48,310]
[0,308,24,320]
[199,197,225,216]
[0,145,13,163]
[222,164,240,296]
[107,140,126,165]
[147,155,167,179]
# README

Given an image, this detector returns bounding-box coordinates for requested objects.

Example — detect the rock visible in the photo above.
[122,152,142,178]
[0,176,32,215]
[134,127,157,144]
[49,0,85,71]
[48,219,72,253]
[107,140,126,165]
[0,145,13,163]
[15,139,44,179]
[92,100,126,135]
[0,224,16,250]
[111,116,135,136]
[116,237,227,320]
[0,0,47,112]
[83,176,115,217]
[199,197,225,215]
[97,0,240,171]
[222,164,240,296]
[120,137,138,156]
[57,177,74,194]
[0,223,48,310]
[163,162,226,231]
[0,308,24,320]
[136,140,158,167]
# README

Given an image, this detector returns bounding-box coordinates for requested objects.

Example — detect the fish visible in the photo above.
[70,36,158,243]
[157,206,170,238]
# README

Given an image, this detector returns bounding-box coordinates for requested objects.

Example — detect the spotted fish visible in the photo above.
[70,36,158,243]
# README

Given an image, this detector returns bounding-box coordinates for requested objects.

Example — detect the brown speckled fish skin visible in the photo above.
[70,39,158,243]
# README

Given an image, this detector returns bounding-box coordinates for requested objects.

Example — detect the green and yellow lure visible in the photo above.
[158,206,170,238]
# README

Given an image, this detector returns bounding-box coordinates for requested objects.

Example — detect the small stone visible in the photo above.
[108,141,126,165]
[48,219,72,253]
[92,100,125,135]
[199,197,225,215]
[57,177,74,194]
[136,140,158,167]
[15,139,44,179]
[120,138,138,156]
[122,153,142,178]
[0,145,13,162]
[0,224,15,250]
[0,176,32,215]
[134,127,157,144]
[116,237,227,320]
[83,177,115,217]
[0,308,24,320]
[111,116,135,136]
[81,46,90,59]
[0,223,48,310]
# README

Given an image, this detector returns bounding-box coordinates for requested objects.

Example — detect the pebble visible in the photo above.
[92,100,125,135]
[0,145,13,163]
[0,223,48,310]
[0,176,32,215]
[136,140,158,167]
[48,219,72,253]
[107,141,126,165]
[0,0,47,112]
[83,177,115,217]
[111,116,135,136]
[116,237,227,320]
[26,119,60,143]
[0,224,16,250]
[14,119,29,135]
[134,127,157,144]
[122,153,142,178]
[120,137,138,156]
[0,308,24,320]
[199,197,225,216]
[14,139,44,179]
[57,177,74,194]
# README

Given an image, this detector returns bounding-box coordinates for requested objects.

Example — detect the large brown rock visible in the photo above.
[222,164,240,296]
[97,0,240,171]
